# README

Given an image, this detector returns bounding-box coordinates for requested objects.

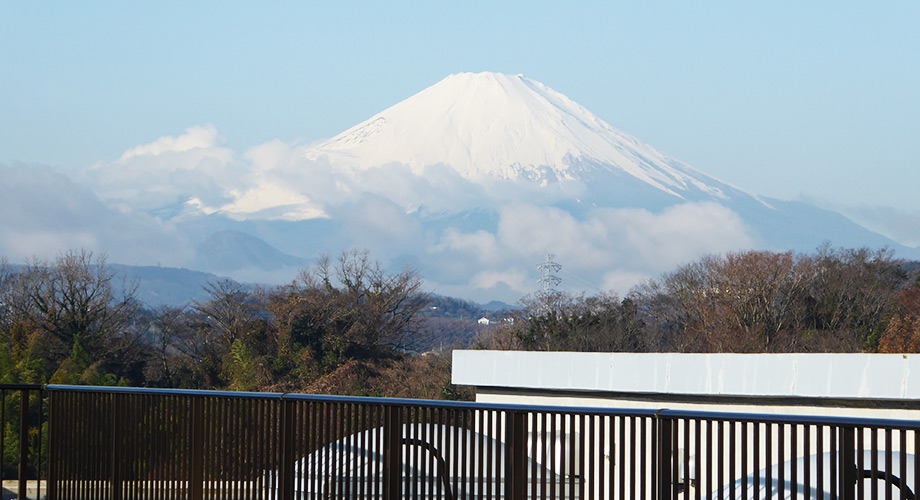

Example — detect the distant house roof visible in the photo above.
[452,351,920,401]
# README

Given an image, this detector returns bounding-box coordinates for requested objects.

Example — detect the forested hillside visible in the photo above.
[2,246,919,401]
[478,246,920,354]
[0,250,472,400]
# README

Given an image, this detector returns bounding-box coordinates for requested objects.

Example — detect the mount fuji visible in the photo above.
[14,71,916,304]
[174,71,912,301]
[303,72,761,209]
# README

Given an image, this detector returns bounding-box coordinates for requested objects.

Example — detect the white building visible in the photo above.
[452,350,920,420]
[452,351,920,498]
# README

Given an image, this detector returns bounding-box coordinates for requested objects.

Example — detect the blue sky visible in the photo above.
[2,2,919,242]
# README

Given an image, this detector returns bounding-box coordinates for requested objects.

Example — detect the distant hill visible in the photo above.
[193,229,308,273]
[422,295,520,319]
[482,300,520,312]
[105,265,525,314]
[109,264,226,308]
[414,294,522,351]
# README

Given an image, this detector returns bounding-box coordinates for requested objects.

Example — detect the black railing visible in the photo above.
[659,410,919,500]
[1,384,45,500]
[3,384,919,499]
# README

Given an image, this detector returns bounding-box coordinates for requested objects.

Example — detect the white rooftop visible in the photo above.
[452,351,920,401]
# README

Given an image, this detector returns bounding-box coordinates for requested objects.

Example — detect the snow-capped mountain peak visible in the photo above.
[306,71,730,199]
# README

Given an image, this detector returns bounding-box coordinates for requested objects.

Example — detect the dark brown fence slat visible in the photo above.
[886,428,894,500]
[873,427,880,500]
[779,423,786,500]
[753,422,760,500]
[842,426,857,500]
[18,388,29,500]
[1,389,5,487]
[695,418,702,500]
[831,425,838,500]
[279,398,294,500]
[657,416,671,500]
[765,422,773,500]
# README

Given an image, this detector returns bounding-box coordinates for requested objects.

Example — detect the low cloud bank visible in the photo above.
[3,125,762,302]
[429,202,756,298]
[0,164,194,266]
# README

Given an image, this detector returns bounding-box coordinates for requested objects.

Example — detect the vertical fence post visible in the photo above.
[36,389,42,500]
[18,388,29,500]
[1,388,5,488]
[46,390,56,500]
[111,393,121,500]
[657,412,673,500]
[504,411,526,500]
[279,398,295,500]
[190,397,204,500]
[840,426,857,500]
[383,406,402,500]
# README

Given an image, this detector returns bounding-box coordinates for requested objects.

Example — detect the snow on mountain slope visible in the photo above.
[305,72,751,202]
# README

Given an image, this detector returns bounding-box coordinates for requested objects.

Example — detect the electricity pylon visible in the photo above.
[537,254,562,294]
[536,254,562,312]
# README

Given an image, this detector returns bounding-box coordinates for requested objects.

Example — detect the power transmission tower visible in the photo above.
[536,254,562,310]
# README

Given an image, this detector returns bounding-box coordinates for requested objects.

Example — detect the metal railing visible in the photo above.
[659,410,919,500]
[4,384,919,499]
[1,384,45,500]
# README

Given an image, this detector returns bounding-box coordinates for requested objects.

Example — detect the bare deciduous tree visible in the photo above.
[192,279,264,347]
[4,250,139,354]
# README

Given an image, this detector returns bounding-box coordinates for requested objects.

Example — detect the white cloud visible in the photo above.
[426,201,755,298]
[437,228,501,265]
[218,183,327,221]
[421,277,524,305]
[468,269,531,291]
[601,270,651,297]
[84,125,243,213]
[0,164,195,266]
[595,202,756,270]
[244,139,290,170]
[4,125,764,305]
[119,124,229,161]
[330,194,424,255]
[0,229,98,261]
[497,204,613,268]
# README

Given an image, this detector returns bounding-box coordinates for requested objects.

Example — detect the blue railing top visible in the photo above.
[43,384,660,417]
[282,391,663,417]
[0,383,44,391]
[44,384,283,400]
[37,383,920,430]
[657,408,920,430]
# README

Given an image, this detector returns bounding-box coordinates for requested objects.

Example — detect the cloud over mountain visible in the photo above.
[423,202,755,299]
[0,164,194,266]
[2,72,914,303]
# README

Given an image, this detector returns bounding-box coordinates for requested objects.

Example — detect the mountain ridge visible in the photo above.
[190,71,919,299]
[304,72,764,205]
